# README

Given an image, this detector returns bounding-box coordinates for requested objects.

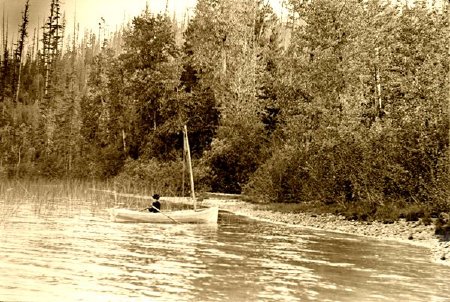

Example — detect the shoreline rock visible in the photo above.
[204,199,450,266]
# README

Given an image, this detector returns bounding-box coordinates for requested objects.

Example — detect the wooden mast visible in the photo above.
[182,133,186,198]
[183,125,196,210]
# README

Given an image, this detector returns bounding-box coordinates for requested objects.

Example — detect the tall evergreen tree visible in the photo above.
[42,0,63,98]
[14,0,30,103]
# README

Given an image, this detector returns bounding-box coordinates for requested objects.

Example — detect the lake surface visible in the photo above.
[1,196,449,302]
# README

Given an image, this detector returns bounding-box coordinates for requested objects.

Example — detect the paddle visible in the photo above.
[143,205,180,224]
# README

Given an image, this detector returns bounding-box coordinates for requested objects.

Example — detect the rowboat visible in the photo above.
[109,206,219,224]
[106,125,219,224]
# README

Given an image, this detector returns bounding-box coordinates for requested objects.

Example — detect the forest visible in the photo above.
[0,0,449,221]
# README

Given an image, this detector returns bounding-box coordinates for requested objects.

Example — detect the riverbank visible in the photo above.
[202,198,450,266]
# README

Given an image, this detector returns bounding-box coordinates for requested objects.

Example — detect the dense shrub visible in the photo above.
[113,158,183,195]
[247,116,447,205]
[113,157,211,196]
[206,125,270,194]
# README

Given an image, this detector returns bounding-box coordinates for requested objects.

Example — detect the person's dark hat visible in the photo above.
[152,194,160,200]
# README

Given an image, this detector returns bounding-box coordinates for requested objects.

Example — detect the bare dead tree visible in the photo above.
[1,7,9,104]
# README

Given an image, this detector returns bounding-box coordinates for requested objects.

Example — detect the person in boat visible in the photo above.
[148,194,161,213]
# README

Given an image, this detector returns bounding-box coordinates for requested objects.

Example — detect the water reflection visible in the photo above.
[0,200,449,302]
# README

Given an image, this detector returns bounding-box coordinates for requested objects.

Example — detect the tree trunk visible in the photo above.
[375,47,382,115]
[447,3,450,191]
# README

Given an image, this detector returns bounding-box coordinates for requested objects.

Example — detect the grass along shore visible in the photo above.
[202,197,450,266]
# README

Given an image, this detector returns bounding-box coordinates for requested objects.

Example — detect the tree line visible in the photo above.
[0,0,449,214]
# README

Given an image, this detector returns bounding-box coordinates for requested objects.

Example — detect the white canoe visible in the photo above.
[108,206,219,224]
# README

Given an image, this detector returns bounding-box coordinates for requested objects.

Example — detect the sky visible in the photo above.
[1,0,286,47]
[1,0,195,42]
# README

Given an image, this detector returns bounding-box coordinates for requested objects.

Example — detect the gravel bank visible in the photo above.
[203,198,450,266]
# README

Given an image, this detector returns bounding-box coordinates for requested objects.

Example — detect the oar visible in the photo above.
[148,205,180,224]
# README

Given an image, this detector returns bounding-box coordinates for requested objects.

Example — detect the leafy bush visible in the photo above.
[206,125,270,194]
[245,124,366,204]
[114,158,183,195]
[113,157,211,196]
[435,214,450,239]
[246,111,448,217]
[402,204,425,222]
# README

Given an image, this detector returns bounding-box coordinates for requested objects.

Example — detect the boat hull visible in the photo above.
[108,207,219,224]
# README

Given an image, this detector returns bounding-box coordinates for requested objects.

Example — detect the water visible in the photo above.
[1,198,449,302]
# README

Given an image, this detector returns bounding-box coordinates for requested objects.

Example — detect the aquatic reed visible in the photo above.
[0,179,195,223]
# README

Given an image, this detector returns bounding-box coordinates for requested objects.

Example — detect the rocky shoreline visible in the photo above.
[203,198,450,266]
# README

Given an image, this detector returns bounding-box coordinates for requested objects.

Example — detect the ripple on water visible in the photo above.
[1,200,450,302]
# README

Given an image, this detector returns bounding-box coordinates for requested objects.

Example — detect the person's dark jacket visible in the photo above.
[148,200,161,213]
